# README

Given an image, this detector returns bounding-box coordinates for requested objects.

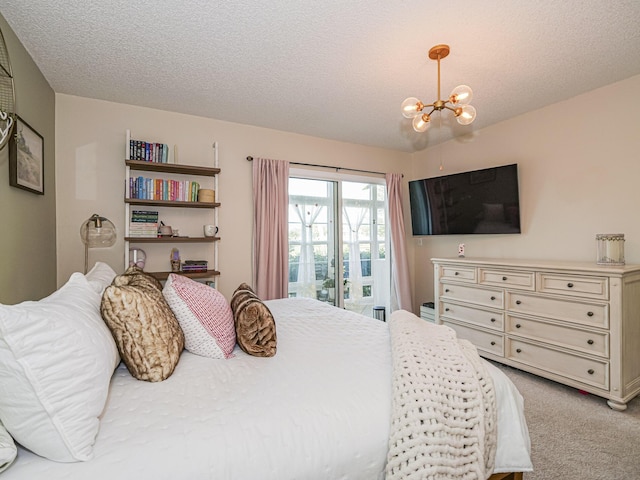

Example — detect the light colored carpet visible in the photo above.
[494,362,640,479]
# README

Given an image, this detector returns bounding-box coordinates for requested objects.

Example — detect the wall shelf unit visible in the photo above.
[124,130,220,284]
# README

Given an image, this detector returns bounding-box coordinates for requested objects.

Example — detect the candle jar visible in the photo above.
[596,234,625,265]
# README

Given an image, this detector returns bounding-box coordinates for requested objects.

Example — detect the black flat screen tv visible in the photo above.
[409,164,521,236]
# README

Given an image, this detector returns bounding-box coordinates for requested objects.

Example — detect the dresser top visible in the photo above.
[431,257,640,275]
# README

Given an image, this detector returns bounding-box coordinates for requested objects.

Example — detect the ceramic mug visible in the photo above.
[203,225,218,237]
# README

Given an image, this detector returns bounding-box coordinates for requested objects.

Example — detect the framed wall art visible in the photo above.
[9,115,44,195]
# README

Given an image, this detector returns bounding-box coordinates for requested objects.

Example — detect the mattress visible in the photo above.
[3,298,531,479]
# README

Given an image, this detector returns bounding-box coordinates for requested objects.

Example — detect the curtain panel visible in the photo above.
[385,173,413,311]
[252,158,290,300]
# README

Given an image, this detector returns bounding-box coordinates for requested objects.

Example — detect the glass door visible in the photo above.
[288,175,390,317]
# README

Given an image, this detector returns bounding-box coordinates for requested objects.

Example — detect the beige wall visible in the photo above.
[0,14,56,304]
[409,74,640,311]
[55,74,640,311]
[55,94,411,300]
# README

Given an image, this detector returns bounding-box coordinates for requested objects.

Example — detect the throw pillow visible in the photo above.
[0,273,119,462]
[85,261,118,295]
[101,266,184,382]
[163,274,236,359]
[230,283,277,357]
[0,420,17,473]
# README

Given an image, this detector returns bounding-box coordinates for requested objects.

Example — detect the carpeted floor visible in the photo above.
[494,362,640,480]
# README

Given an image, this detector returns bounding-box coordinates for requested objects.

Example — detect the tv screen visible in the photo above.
[409,164,521,235]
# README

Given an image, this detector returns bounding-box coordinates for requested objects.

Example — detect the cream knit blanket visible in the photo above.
[385,311,497,480]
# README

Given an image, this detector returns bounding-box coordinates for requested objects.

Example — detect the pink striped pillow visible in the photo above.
[162,274,236,359]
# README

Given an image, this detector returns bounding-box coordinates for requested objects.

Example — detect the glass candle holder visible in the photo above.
[596,234,625,265]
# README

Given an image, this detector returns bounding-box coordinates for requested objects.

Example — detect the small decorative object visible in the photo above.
[0,25,16,152]
[9,115,44,195]
[203,224,218,237]
[458,243,465,258]
[596,234,625,265]
[158,223,173,236]
[170,248,181,272]
[129,248,146,269]
[197,188,215,203]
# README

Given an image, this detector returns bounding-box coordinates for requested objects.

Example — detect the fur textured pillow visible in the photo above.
[101,266,184,382]
[230,283,277,357]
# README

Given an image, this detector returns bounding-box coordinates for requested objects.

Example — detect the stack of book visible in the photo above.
[129,210,159,238]
[129,176,200,202]
[129,138,170,163]
[181,260,208,273]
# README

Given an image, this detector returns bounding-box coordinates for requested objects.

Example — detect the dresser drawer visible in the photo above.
[479,268,535,291]
[441,284,504,309]
[507,292,609,328]
[441,301,503,331]
[440,265,477,283]
[506,315,609,358]
[537,273,608,300]
[507,338,608,390]
[442,320,504,357]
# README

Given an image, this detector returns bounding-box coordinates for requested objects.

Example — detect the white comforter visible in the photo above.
[4,298,531,479]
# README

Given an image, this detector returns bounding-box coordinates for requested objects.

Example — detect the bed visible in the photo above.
[0,264,532,479]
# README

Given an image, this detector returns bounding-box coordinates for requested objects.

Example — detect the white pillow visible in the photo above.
[85,261,117,294]
[0,273,120,462]
[0,420,16,473]
[163,274,236,359]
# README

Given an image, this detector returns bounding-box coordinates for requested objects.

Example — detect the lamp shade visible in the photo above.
[80,214,117,248]
[81,214,117,273]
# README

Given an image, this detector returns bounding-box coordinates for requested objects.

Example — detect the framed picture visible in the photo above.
[9,115,44,195]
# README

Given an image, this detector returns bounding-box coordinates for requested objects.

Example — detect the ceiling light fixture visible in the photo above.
[401,44,476,133]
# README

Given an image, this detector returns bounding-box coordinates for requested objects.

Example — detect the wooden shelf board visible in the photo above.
[149,270,221,281]
[125,236,219,243]
[125,198,220,208]
[126,159,220,176]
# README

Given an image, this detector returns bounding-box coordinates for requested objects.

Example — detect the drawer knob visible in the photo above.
[516,300,522,305]
[445,308,450,312]
[587,339,594,345]
[502,276,508,281]
[587,311,594,317]
[490,296,496,301]
[567,282,574,288]
[515,324,521,328]
[516,348,522,353]
[490,318,496,323]
[454,271,459,276]
[445,288,450,293]
[588,369,595,375]
[491,341,496,346]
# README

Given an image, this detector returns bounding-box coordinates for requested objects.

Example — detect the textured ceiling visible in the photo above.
[1,1,639,152]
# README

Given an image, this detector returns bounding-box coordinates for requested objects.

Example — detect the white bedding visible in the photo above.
[3,298,531,479]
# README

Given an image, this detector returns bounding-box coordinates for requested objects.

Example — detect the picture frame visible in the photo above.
[9,115,44,195]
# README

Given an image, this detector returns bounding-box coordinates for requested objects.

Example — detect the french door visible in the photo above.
[288,173,390,316]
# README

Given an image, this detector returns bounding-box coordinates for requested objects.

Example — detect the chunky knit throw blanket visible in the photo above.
[385,311,497,480]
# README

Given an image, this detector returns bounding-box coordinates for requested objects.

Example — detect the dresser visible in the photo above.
[432,257,640,410]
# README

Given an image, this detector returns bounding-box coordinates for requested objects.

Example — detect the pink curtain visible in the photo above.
[385,173,413,311]
[253,158,290,300]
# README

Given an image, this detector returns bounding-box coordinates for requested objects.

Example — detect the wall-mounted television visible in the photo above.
[409,164,521,236]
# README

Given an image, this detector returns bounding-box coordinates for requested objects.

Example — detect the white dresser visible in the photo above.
[432,257,640,410]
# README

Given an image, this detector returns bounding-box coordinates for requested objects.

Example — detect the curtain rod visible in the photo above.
[245,156,398,177]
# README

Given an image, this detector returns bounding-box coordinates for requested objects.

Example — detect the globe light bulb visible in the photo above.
[412,114,431,132]
[455,104,476,125]
[449,85,473,105]
[401,97,423,118]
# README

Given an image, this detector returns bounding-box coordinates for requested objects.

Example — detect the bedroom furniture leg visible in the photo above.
[488,472,523,480]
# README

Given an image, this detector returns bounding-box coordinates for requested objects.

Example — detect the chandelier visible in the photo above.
[401,44,476,132]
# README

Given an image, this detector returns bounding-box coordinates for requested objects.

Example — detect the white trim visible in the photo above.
[290,166,385,185]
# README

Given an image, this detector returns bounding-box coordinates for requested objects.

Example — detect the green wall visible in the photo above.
[0,13,56,304]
